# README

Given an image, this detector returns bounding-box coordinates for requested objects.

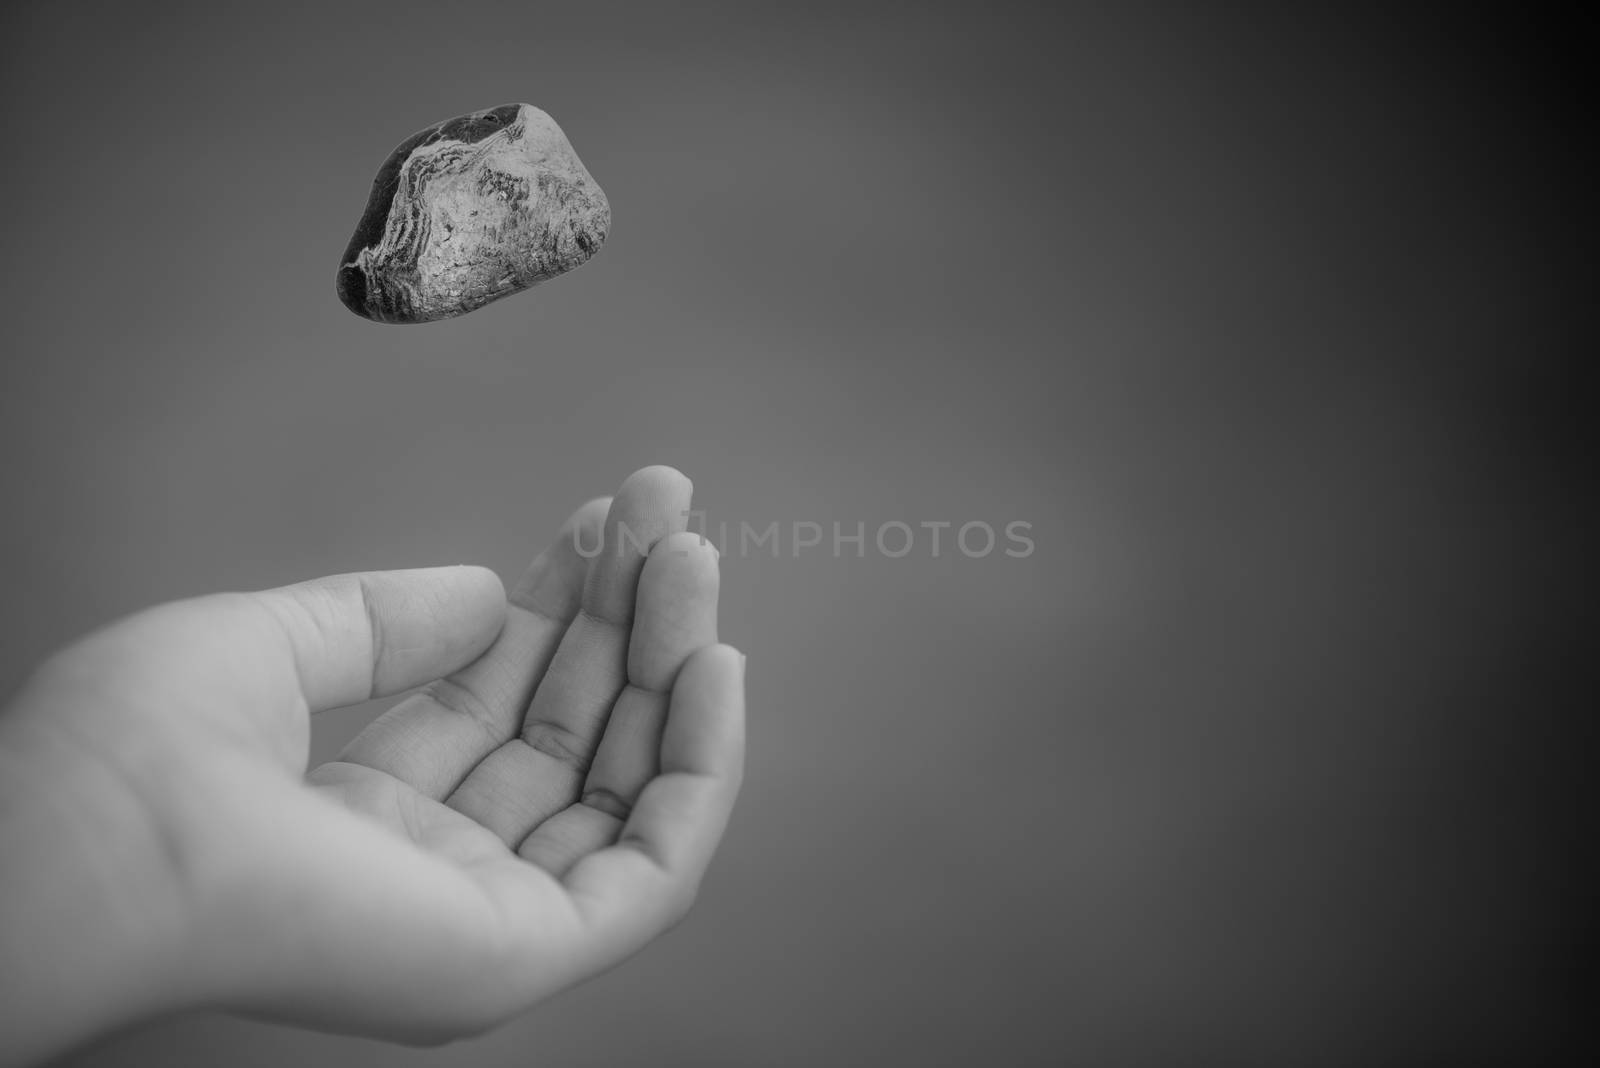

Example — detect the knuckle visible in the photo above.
[523,721,595,771]
[581,787,634,821]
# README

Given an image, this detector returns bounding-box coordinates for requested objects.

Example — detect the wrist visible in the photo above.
[0,698,204,1064]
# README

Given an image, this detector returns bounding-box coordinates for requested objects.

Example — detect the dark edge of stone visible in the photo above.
[336,104,527,321]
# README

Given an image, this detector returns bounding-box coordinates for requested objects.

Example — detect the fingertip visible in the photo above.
[510,498,613,619]
[452,564,508,605]
[708,641,746,671]
[421,565,508,651]
[642,532,721,611]
[679,643,745,693]
[629,535,720,691]
[639,533,720,608]
[618,465,692,503]
[567,496,613,536]
[585,466,696,624]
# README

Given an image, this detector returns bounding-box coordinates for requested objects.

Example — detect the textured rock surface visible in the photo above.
[337,103,609,324]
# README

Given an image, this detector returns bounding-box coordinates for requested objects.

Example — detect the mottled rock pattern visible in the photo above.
[337,103,609,324]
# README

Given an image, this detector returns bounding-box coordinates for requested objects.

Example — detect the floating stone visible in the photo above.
[337,103,609,324]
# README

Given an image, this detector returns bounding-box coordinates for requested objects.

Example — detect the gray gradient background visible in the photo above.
[1,3,1586,1065]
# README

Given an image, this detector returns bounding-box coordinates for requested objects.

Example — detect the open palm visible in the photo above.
[4,466,742,1049]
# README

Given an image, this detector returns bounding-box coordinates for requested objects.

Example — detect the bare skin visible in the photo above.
[0,466,744,1065]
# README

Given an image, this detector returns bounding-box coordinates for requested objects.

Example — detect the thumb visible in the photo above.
[255,566,507,712]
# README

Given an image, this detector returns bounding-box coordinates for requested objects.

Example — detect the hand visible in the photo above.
[0,466,744,1062]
